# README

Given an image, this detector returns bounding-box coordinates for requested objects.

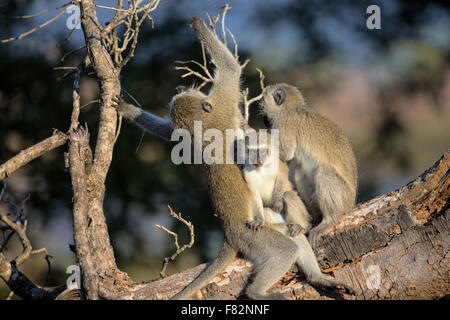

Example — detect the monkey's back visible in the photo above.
[284,107,357,193]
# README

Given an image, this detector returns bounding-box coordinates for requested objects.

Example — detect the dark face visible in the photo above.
[259,85,288,128]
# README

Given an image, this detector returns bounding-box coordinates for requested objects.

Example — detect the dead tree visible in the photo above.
[0,1,448,300]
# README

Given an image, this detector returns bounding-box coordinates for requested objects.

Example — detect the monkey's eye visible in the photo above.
[273,89,286,106]
[202,101,213,113]
[175,85,187,94]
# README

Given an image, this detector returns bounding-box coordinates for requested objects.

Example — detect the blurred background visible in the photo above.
[0,0,449,298]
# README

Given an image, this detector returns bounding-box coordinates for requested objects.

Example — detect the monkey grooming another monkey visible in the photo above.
[259,83,358,247]
[114,17,353,299]
[237,133,354,293]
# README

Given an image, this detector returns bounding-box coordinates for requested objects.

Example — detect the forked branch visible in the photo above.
[155,206,195,278]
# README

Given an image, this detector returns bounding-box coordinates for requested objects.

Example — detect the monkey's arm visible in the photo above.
[112,97,173,141]
[189,17,241,103]
[279,133,296,162]
[246,194,265,231]
[282,190,312,236]
[271,161,292,213]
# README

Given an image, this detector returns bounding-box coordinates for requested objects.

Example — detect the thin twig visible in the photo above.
[1,2,72,20]
[155,206,194,278]
[60,46,86,63]
[1,7,71,43]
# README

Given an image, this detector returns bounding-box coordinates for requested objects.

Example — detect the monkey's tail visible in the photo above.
[171,241,237,300]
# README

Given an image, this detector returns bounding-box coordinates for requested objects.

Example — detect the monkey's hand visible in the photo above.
[245,217,264,231]
[112,95,140,120]
[111,95,126,113]
[287,223,305,237]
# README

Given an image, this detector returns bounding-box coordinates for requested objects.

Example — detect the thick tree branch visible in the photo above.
[68,125,99,299]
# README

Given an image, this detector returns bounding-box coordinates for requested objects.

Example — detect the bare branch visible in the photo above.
[243,68,266,122]
[61,46,86,63]
[1,2,73,20]
[1,6,71,43]
[0,131,69,181]
[155,206,195,278]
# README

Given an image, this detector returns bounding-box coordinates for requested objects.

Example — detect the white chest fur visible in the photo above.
[243,167,277,205]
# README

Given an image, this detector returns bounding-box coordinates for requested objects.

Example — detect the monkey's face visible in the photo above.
[260,83,305,127]
[170,88,212,134]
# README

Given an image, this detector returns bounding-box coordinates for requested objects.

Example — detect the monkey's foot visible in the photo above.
[309,276,355,296]
[245,219,264,231]
[308,229,323,248]
[308,221,332,247]
[334,283,355,295]
[287,223,305,237]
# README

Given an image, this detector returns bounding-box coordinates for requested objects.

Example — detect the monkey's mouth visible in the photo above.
[263,116,273,128]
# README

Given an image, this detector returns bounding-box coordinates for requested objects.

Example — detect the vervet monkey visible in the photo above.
[259,83,358,246]
[113,17,353,299]
[236,133,310,236]
[237,133,354,293]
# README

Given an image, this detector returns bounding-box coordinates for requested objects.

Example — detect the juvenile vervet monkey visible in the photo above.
[260,83,358,246]
[113,17,353,299]
[237,134,354,293]
[236,133,311,236]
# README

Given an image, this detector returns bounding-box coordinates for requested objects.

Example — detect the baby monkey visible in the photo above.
[236,132,311,236]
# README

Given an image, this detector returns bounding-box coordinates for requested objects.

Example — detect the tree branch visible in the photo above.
[0,130,69,181]
[81,150,449,300]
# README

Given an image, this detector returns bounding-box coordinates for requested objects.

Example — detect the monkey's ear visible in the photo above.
[202,101,213,113]
[175,85,187,94]
[273,89,286,106]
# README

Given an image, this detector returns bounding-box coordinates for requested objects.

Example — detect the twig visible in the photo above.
[1,2,73,20]
[220,4,231,47]
[1,6,71,43]
[80,99,99,110]
[114,114,123,143]
[6,291,14,300]
[155,206,194,278]
[61,46,86,63]
[243,68,265,122]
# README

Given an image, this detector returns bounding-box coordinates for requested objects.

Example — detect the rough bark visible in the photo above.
[77,0,132,293]
[78,149,447,300]
[68,126,99,299]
